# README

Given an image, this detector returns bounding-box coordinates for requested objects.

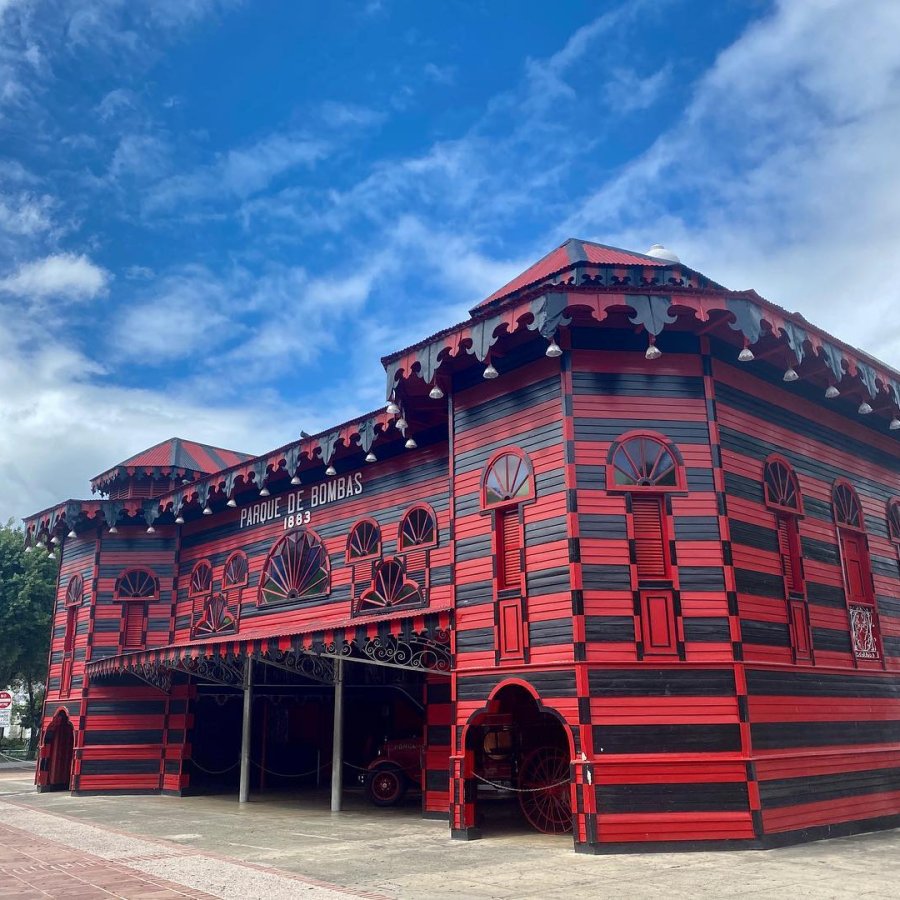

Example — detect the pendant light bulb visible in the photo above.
[396,415,408,431]
[386,400,401,415]
[645,336,662,360]
[429,385,445,400]
[783,367,799,382]
[325,464,337,476]
[108,526,118,534]
[405,437,417,450]
[24,545,32,554]
[50,534,60,545]
[291,475,302,485]
[738,347,755,362]
[545,339,563,358]
[146,525,155,534]
[227,498,237,508]
[890,418,900,431]
[483,363,499,379]
[259,486,270,497]
[175,515,185,525]
[202,505,213,516]
[48,550,56,559]
[825,385,840,399]
[67,529,77,539]
[365,451,377,463]
[858,401,873,415]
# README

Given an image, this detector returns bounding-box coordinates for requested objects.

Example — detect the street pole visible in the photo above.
[239,657,253,803]
[330,656,344,812]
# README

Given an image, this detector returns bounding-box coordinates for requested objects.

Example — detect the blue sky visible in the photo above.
[2,0,900,521]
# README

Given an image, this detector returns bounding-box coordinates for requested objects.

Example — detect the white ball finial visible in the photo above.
[646,243,680,263]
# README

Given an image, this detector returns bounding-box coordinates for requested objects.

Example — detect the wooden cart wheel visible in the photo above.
[517,747,572,834]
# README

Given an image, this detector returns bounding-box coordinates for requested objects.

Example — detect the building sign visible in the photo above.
[0,691,12,730]
[239,474,364,530]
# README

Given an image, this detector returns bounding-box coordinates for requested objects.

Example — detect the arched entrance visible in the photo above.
[464,682,573,835]
[46,712,75,790]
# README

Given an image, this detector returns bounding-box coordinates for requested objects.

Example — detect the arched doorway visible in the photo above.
[464,683,573,835]
[47,712,74,790]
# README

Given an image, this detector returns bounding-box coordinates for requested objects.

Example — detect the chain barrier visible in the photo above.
[189,759,240,776]
[472,772,570,793]
[190,757,382,779]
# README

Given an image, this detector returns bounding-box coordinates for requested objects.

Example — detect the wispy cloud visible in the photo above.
[0,253,109,302]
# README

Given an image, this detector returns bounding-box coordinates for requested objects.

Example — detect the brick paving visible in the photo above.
[0,822,216,899]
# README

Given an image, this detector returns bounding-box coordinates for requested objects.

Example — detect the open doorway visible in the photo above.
[465,683,572,835]
[46,711,75,790]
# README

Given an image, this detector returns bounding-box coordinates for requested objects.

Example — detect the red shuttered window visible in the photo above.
[497,508,523,591]
[776,513,803,595]
[123,603,144,649]
[631,495,667,580]
[63,606,77,654]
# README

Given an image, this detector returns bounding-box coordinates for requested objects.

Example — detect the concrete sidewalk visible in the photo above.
[2,767,899,898]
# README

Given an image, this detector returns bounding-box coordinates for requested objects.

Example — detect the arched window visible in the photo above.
[607,434,683,490]
[482,450,535,508]
[223,551,249,588]
[356,558,423,614]
[399,505,437,550]
[189,560,213,596]
[259,529,330,605]
[763,456,810,659]
[115,569,157,650]
[607,433,684,656]
[347,519,381,561]
[888,499,900,544]
[65,574,83,608]
[832,481,879,660]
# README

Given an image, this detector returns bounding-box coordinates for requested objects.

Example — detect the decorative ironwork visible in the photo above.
[223,551,248,587]
[358,559,423,614]
[190,561,213,595]
[834,482,863,529]
[259,529,330,605]
[483,451,533,507]
[131,662,173,693]
[178,655,245,687]
[257,648,335,685]
[347,519,381,560]
[115,569,158,599]
[611,436,678,487]
[849,605,879,659]
[888,500,900,543]
[764,458,802,512]
[360,630,451,673]
[195,593,237,636]
[65,574,83,607]
[399,506,436,549]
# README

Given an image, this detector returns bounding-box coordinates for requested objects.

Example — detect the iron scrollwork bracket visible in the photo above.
[359,631,451,674]
[176,655,245,688]
[254,648,336,685]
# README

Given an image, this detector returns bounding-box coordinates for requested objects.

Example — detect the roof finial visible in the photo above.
[646,243,680,263]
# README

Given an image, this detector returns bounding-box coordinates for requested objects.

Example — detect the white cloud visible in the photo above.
[423,63,455,86]
[0,253,109,301]
[0,193,54,237]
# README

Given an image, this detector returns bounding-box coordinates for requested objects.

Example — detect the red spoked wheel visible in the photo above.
[366,765,407,807]
[517,747,572,834]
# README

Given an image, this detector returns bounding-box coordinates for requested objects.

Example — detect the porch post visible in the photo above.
[239,657,253,803]
[330,656,344,812]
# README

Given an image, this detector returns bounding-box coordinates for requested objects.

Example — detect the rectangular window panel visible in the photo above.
[63,606,77,654]
[839,530,874,605]
[498,597,524,660]
[789,598,812,660]
[497,508,522,591]
[849,604,879,659]
[640,590,677,656]
[632,496,667,580]
[123,603,144,649]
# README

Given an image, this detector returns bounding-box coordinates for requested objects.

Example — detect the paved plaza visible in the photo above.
[2,764,899,898]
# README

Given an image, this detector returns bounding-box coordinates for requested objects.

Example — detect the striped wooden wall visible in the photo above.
[712,344,900,842]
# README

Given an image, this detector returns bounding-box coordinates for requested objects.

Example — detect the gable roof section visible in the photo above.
[474,238,710,310]
[91,438,253,492]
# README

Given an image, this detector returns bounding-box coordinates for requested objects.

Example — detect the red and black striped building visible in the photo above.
[25,240,900,850]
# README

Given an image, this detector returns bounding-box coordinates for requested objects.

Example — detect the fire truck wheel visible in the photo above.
[366,765,407,806]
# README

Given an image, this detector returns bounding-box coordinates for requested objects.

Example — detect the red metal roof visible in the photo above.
[91,438,253,490]
[476,239,670,308]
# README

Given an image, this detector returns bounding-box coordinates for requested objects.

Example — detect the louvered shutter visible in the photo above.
[498,508,522,590]
[632,496,667,580]
[123,603,144,649]
[840,530,873,604]
[776,515,803,594]
[63,607,77,653]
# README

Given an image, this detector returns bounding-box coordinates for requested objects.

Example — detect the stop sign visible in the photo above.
[0,691,11,709]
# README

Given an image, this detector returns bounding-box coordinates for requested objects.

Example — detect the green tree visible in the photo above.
[0,520,58,754]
